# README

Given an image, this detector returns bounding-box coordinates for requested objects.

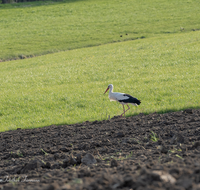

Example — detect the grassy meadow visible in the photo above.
[0,0,200,131]
[0,31,200,132]
[0,0,200,61]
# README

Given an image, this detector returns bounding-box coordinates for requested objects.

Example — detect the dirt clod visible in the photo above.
[81,153,96,165]
[110,158,118,167]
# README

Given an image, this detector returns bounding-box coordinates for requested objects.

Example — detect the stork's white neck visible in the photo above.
[109,85,113,94]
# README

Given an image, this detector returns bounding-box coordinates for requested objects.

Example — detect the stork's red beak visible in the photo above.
[104,87,109,94]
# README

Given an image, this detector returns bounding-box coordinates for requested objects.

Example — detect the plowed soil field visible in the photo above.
[1,109,200,190]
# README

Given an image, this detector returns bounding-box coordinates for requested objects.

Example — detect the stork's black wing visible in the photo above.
[118,94,141,105]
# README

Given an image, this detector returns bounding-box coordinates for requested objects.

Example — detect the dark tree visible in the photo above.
[2,0,9,3]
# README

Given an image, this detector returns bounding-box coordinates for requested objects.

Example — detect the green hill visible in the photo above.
[0,0,200,61]
[0,31,200,131]
[0,0,199,131]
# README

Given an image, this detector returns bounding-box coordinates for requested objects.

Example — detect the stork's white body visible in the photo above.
[104,84,141,117]
[108,91,138,106]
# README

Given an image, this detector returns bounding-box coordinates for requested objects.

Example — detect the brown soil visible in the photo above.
[0,108,200,190]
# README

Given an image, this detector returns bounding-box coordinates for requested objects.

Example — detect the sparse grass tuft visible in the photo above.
[41,149,48,156]
[16,150,23,157]
[150,131,159,142]
[175,154,184,160]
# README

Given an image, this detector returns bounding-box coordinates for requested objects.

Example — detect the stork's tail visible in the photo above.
[136,99,141,105]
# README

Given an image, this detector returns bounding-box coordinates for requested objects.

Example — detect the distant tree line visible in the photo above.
[1,0,61,3]
[2,0,39,3]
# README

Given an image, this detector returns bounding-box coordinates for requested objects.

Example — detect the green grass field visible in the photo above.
[0,0,200,132]
[0,0,200,61]
[1,31,200,132]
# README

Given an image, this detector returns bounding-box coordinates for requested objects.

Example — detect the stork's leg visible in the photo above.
[120,104,126,117]
[126,105,130,114]
[121,105,130,117]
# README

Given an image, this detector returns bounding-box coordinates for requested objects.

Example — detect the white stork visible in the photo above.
[104,84,141,117]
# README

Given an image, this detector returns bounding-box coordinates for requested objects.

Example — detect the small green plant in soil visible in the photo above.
[41,149,48,156]
[176,154,184,160]
[16,150,23,157]
[150,131,159,142]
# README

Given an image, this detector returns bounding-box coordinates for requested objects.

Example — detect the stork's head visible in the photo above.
[104,84,113,94]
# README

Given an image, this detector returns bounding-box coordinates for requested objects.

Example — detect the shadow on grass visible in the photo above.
[1,106,199,133]
[149,105,200,115]
[53,105,200,127]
